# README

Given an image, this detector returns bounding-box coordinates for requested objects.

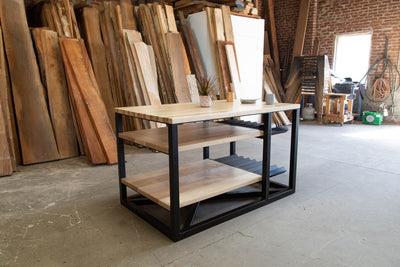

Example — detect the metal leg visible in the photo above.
[261,113,272,199]
[230,142,236,155]
[289,109,299,190]
[203,147,209,159]
[116,113,127,203]
[168,124,180,240]
[183,202,200,230]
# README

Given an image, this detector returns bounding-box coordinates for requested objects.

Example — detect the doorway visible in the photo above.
[334,33,372,82]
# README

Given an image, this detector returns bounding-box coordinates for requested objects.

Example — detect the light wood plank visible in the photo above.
[225,44,240,98]
[206,7,222,97]
[221,5,234,43]
[119,122,262,154]
[213,8,225,42]
[292,0,311,61]
[164,5,178,33]
[0,0,59,165]
[265,0,280,80]
[120,0,137,30]
[186,74,199,103]
[116,101,299,124]
[122,159,261,210]
[167,32,192,103]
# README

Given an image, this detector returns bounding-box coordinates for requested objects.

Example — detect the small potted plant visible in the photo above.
[197,75,216,107]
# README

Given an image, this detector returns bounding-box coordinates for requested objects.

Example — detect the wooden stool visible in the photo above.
[323,93,354,126]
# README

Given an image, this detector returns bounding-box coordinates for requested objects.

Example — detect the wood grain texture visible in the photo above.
[225,44,240,98]
[122,159,261,210]
[206,7,222,97]
[164,5,178,33]
[33,29,79,159]
[120,0,137,30]
[0,100,12,176]
[178,11,204,80]
[217,41,232,95]
[213,8,225,42]
[292,0,310,61]
[265,0,280,81]
[60,38,116,164]
[167,32,192,103]
[82,7,115,130]
[60,38,106,164]
[186,74,199,103]
[116,100,299,124]
[0,0,59,165]
[119,122,261,154]
[0,27,16,171]
[221,5,234,43]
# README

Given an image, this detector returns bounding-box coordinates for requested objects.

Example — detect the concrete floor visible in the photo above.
[1,121,400,266]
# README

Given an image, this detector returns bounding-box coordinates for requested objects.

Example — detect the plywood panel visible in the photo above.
[0,0,59,165]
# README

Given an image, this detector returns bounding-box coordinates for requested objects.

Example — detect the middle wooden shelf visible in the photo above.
[119,122,262,154]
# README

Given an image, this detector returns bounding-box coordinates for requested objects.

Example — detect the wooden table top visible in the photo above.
[115,101,299,124]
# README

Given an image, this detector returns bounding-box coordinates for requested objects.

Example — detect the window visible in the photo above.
[334,33,372,82]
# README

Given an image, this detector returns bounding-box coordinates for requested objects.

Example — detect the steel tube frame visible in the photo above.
[116,109,300,242]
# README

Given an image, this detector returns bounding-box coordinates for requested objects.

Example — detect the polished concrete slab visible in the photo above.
[1,121,400,266]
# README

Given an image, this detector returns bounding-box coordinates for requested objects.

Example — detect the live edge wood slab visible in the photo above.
[116,101,299,124]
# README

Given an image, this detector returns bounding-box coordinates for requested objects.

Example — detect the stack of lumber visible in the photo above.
[0,0,117,168]
[173,0,259,17]
[201,6,240,99]
[40,0,80,38]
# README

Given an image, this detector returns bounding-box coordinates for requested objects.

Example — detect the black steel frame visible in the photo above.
[116,108,300,241]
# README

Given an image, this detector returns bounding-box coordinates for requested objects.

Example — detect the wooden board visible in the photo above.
[292,0,311,61]
[213,8,225,42]
[0,0,59,165]
[116,101,300,124]
[0,100,12,176]
[132,42,161,106]
[120,0,137,30]
[0,27,16,171]
[221,5,234,43]
[187,74,199,103]
[82,7,115,131]
[33,29,79,159]
[119,122,262,154]
[60,39,106,164]
[217,41,233,95]
[225,44,240,98]
[164,5,178,33]
[265,0,280,81]
[50,2,63,36]
[178,11,204,80]
[69,2,81,39]
[167,32,192,103]
[122,159,261,210]
[56,2,72,37]
[60,38,117,164]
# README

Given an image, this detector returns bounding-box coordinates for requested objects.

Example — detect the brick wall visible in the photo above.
[275,0,400,120]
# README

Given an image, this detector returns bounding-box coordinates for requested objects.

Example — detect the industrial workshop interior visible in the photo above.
[0,0,399,265]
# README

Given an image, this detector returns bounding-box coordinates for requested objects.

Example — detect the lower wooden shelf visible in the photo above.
[122,159,261,210]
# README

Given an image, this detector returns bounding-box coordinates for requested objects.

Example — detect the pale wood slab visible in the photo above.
[122,159,261,210]
[119,122,261,154]
[292,0,311,61]
[60,38,117,164]
[116,101,299,124]
[186,74,200,103]
[213,8,225,42]
[221,5,234,43]
[206,7,222,97]
[164,5,178,33]
[225,44,241,98]
[167,32,192,103]
[34,29,79,159]
[0,0,59,165]
[82,7,115,131]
